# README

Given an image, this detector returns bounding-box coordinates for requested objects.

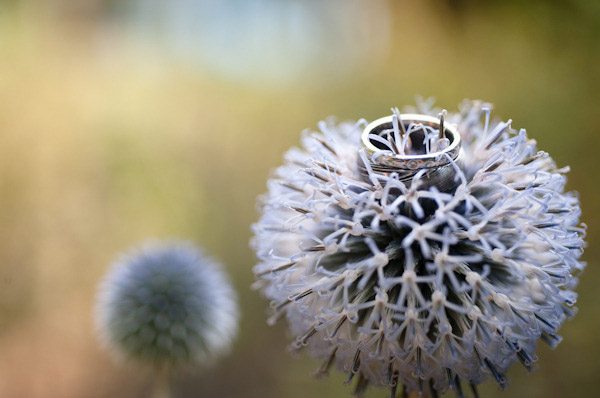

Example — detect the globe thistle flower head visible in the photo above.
[252,100,585,396]
[96,241,239,370]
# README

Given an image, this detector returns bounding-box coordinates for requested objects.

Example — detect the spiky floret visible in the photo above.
[252,100,585,396]
[96,241,239,369]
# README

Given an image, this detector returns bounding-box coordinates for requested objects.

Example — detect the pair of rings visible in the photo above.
[360,113,462,187]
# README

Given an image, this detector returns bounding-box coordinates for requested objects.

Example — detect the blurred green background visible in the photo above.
[0,0,598,397]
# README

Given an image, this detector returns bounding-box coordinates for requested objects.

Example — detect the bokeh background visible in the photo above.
[0,0,598,397]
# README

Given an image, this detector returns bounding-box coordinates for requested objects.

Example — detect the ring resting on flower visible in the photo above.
[252,101,585,397]
[360,111,462,190]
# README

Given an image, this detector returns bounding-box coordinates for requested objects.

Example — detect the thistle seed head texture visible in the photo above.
[96,241,239,370]
[252,100,585,396]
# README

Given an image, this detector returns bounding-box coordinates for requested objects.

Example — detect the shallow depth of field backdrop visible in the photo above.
[0,1,598,397]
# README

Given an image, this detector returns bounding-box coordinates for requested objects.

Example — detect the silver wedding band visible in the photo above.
[360,113,462,187]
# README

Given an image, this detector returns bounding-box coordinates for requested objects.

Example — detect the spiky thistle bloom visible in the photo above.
[96,241,239,370]
[252,100,585,396]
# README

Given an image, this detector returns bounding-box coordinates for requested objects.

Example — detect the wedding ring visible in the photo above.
[360,112,462,189]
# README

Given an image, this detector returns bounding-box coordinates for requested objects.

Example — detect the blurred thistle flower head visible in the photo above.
[252,100,585,396]
[96,241,239,370]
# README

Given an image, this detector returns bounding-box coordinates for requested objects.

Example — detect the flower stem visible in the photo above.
[152,367,170,398]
